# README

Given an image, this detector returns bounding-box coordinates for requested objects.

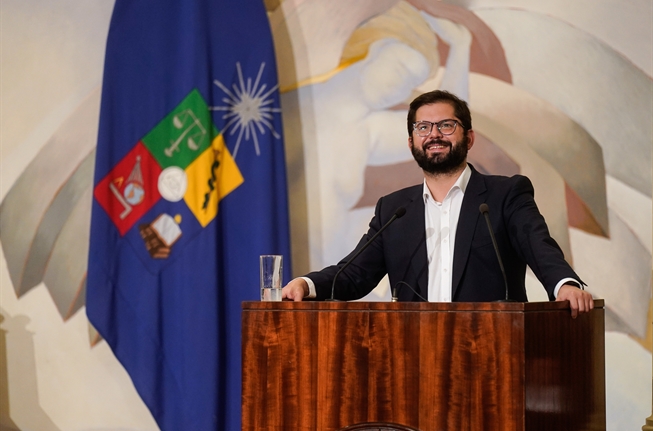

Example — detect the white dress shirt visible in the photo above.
[424,165,471,302]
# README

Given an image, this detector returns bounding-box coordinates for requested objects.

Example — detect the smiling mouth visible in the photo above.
[424,140,450,151]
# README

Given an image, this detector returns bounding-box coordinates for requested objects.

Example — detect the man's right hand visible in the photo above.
[282,278,308,301]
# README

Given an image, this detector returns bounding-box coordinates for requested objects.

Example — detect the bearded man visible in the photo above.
[282,90,593,318]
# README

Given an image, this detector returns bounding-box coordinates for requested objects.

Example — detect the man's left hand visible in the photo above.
[556,284,594,319]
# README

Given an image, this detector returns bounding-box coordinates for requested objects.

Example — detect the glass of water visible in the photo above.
[260,255,283,301]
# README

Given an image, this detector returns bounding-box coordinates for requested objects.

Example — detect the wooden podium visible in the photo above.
[242,300,605,431]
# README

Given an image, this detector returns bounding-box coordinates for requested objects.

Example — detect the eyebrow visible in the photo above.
[415,118,458,123]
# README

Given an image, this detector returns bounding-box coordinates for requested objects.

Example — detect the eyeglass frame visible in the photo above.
[412,119,463,137]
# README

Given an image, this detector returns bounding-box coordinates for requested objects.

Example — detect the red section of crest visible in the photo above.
[94,142,163,236]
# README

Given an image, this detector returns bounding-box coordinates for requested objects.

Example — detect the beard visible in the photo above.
[410,134,469,175]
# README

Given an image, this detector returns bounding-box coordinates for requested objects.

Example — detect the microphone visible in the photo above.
[392,281,427,302]
[478,203,514,302]
[328,207,407,301]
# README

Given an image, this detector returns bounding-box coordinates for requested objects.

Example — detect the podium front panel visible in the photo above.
[242,301,605,431]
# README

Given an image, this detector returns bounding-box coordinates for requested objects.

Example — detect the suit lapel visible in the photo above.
[451,166,487,298]
[397,186,429,297]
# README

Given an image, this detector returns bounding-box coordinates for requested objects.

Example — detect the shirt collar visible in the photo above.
[422,164,472,204]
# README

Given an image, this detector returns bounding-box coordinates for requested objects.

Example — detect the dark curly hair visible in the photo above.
[407,90,472,136]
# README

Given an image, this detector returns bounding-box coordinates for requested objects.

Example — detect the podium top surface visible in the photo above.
[242,299,604,312]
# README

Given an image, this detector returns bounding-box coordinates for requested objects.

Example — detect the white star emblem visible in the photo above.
[210,62,282,158]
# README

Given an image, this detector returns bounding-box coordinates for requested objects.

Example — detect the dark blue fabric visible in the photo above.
[87,1,291,429]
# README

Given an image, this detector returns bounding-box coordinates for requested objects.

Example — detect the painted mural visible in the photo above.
[0,0,651,430]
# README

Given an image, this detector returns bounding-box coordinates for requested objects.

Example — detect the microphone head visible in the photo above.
[394,207,407,218]
[479,203,489,215]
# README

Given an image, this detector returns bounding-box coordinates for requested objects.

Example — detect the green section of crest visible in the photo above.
[143,89,220,170]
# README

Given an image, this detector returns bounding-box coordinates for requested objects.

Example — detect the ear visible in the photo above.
[408,135,413,149]
[466,129,475,151]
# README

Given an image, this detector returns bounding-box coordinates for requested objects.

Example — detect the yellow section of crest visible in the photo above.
[184,133,243,227]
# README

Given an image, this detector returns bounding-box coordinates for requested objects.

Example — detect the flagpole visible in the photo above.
[644,367,653,430]
[644,278,653,431]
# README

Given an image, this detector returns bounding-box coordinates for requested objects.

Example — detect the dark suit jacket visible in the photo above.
[307,164,582,302]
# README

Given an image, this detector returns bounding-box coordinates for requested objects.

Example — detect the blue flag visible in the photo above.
[86,0,291,429]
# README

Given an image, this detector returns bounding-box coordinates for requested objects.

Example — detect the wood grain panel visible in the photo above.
[242,301,605,431]
[524,307,606,431]
[416,310,525,430]
[366,310,421,425]
[242,307,319,429]
[316,309,370,429]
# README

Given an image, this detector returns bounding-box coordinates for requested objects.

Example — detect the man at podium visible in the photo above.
[282,90,594,318]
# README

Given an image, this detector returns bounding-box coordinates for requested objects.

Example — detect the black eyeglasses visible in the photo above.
[412,119,461,137]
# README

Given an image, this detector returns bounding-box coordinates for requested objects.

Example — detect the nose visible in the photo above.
[428,124,443,138]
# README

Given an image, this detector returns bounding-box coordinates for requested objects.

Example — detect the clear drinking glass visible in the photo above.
[260,255,283,301]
